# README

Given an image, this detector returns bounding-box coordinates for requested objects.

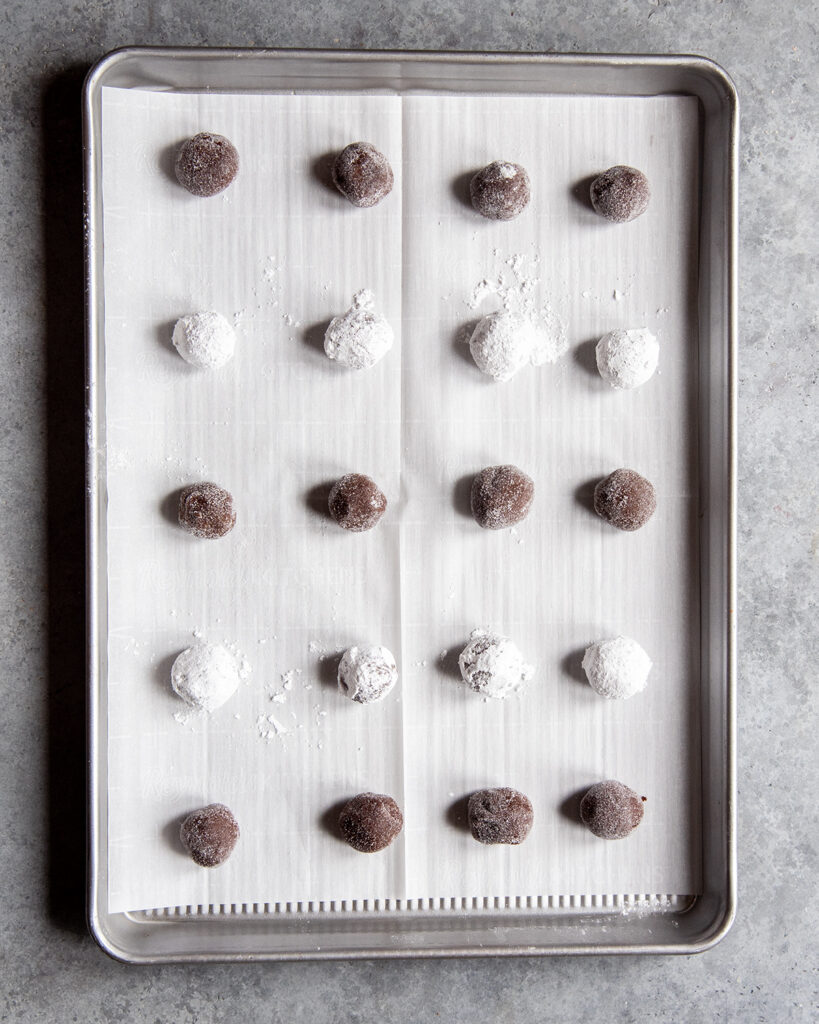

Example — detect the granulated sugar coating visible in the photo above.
[580,780,646,839]
[179,803,240,866]
[328,473,387,532]
[324,290,393,370]
[590,165,650,223]
[595,328,659,389]
[582,636,653,699]
[338,793,403,852]
[338,645,398,704]
[469,311,540,382]
[177,482,236,539]
[332,142,394,208]
[468,787,534,845]
[470,161,531,221]
[471,465,534,529]
[458,628,534,699]
[171,643,240,712]
[594,468,657,531]
[172,311,236,369]
[174,132,239,197]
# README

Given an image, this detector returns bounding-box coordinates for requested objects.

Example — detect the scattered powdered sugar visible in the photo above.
[458,628,534,699]
[323,290,393,370]
[596,328,659,390]
[582,636,652,699]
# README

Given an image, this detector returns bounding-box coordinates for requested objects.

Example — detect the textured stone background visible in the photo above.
[0,1,816,1021]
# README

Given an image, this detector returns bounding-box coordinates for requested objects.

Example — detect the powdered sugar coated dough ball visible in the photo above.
[582,636,652,699]
[338,645,398,704]
[596,328,659,389]
[172,311,236,369]
[171,643,240,712]
[324,290,393,370]
[469,312,539,382]
[458,628,534,699]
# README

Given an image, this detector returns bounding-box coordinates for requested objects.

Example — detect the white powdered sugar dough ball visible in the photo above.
[171,643,240,712]
[458,628,534,699]
[172,311,236,369]
[324,290,393,370]
[595,328,659,389]
[468,311,540,382]
[337,645,398,704]
[582,636,652,699]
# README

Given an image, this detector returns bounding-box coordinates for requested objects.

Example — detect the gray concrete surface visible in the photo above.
[0,1,816,1021]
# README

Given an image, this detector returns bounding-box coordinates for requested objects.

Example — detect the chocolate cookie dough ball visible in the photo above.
[180,803,240,866]
[174,132,239,197]
[470,161,531,220]
[324,290,393,370]
[458,629,534,700]
[471,465,534,530]
[582,636,652,700]
[338,645,398,704]
[579,780,646,839]
[172,311,235,369]
[594,468,656,531]
[177,482,236,539]
[328,473,387,532]
[468,787,534,845]
[332,142,394,208]
[469,312,539,382]
[171,643,240,713]
[590,165,650,223]
[338,793,403,852]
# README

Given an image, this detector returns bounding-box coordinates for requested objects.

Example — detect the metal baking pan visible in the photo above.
[84,47,737,961]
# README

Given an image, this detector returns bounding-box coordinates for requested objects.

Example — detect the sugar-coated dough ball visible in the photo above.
[171,643,240,712]
[174,132,239,197]
[172,311,235,369]
[580,780,646,839]
[470,161,531,220]
[594,468,657,531]
[458,628,534,699]
[177,482,236,539]
[470,465,534,529]
[332,142,394,208]
[595,328,659,389]
[180,803,240,866]
[324,290,393,370]
[468,787,534,845]
[338,645,398,704]
[590,165,650,223]
[338,793,403,852]
[328,473,387,532]
[469,311,539,382]
[582,636,652,699]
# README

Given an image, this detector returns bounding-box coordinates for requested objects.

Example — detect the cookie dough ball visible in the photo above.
[328,473,387,532]
[338,793,403,852]
[596,328,659,390]
[590,165,650,223]
[458,628,534,699]
[338,645,398,704]
[180,803,239,866]
[332,142,394,208]
[177,482,236,539]
[172,311,235,369]
[174,132,239,197]
[580,780,646,839]
[582,636,652,699]
[469,311,539,382]
[470,161,531,221]
[171,643,240,712]
[471,465,534,530]
[468,787,534,845]
[593,468,657,531]
[324,290,393,370]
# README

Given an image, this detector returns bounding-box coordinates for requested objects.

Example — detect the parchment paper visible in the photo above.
[101,86,701,913]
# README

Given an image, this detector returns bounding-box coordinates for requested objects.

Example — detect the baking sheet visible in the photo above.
[101,86,701,914]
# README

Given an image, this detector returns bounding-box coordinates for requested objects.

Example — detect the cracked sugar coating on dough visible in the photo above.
[328,473,387,532]
[469,311,540,382]
[471,465,534,529]
[595,328,659,389]
[590,165,650,223]
[338,793,403,852]
[338,645,398,704]
[582,636,652,699]
[580,780,646,839]
[332,142,394,208]
[458,628,534,699]
[171,643,240,712]
[468,787,534,845]
[172,311,236,369]
[174,132,239,197]
[177,482,236,539]
[324,290,393,370]
[470,161,531,220]
[180,803,239,866]
[594,468,656,531]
